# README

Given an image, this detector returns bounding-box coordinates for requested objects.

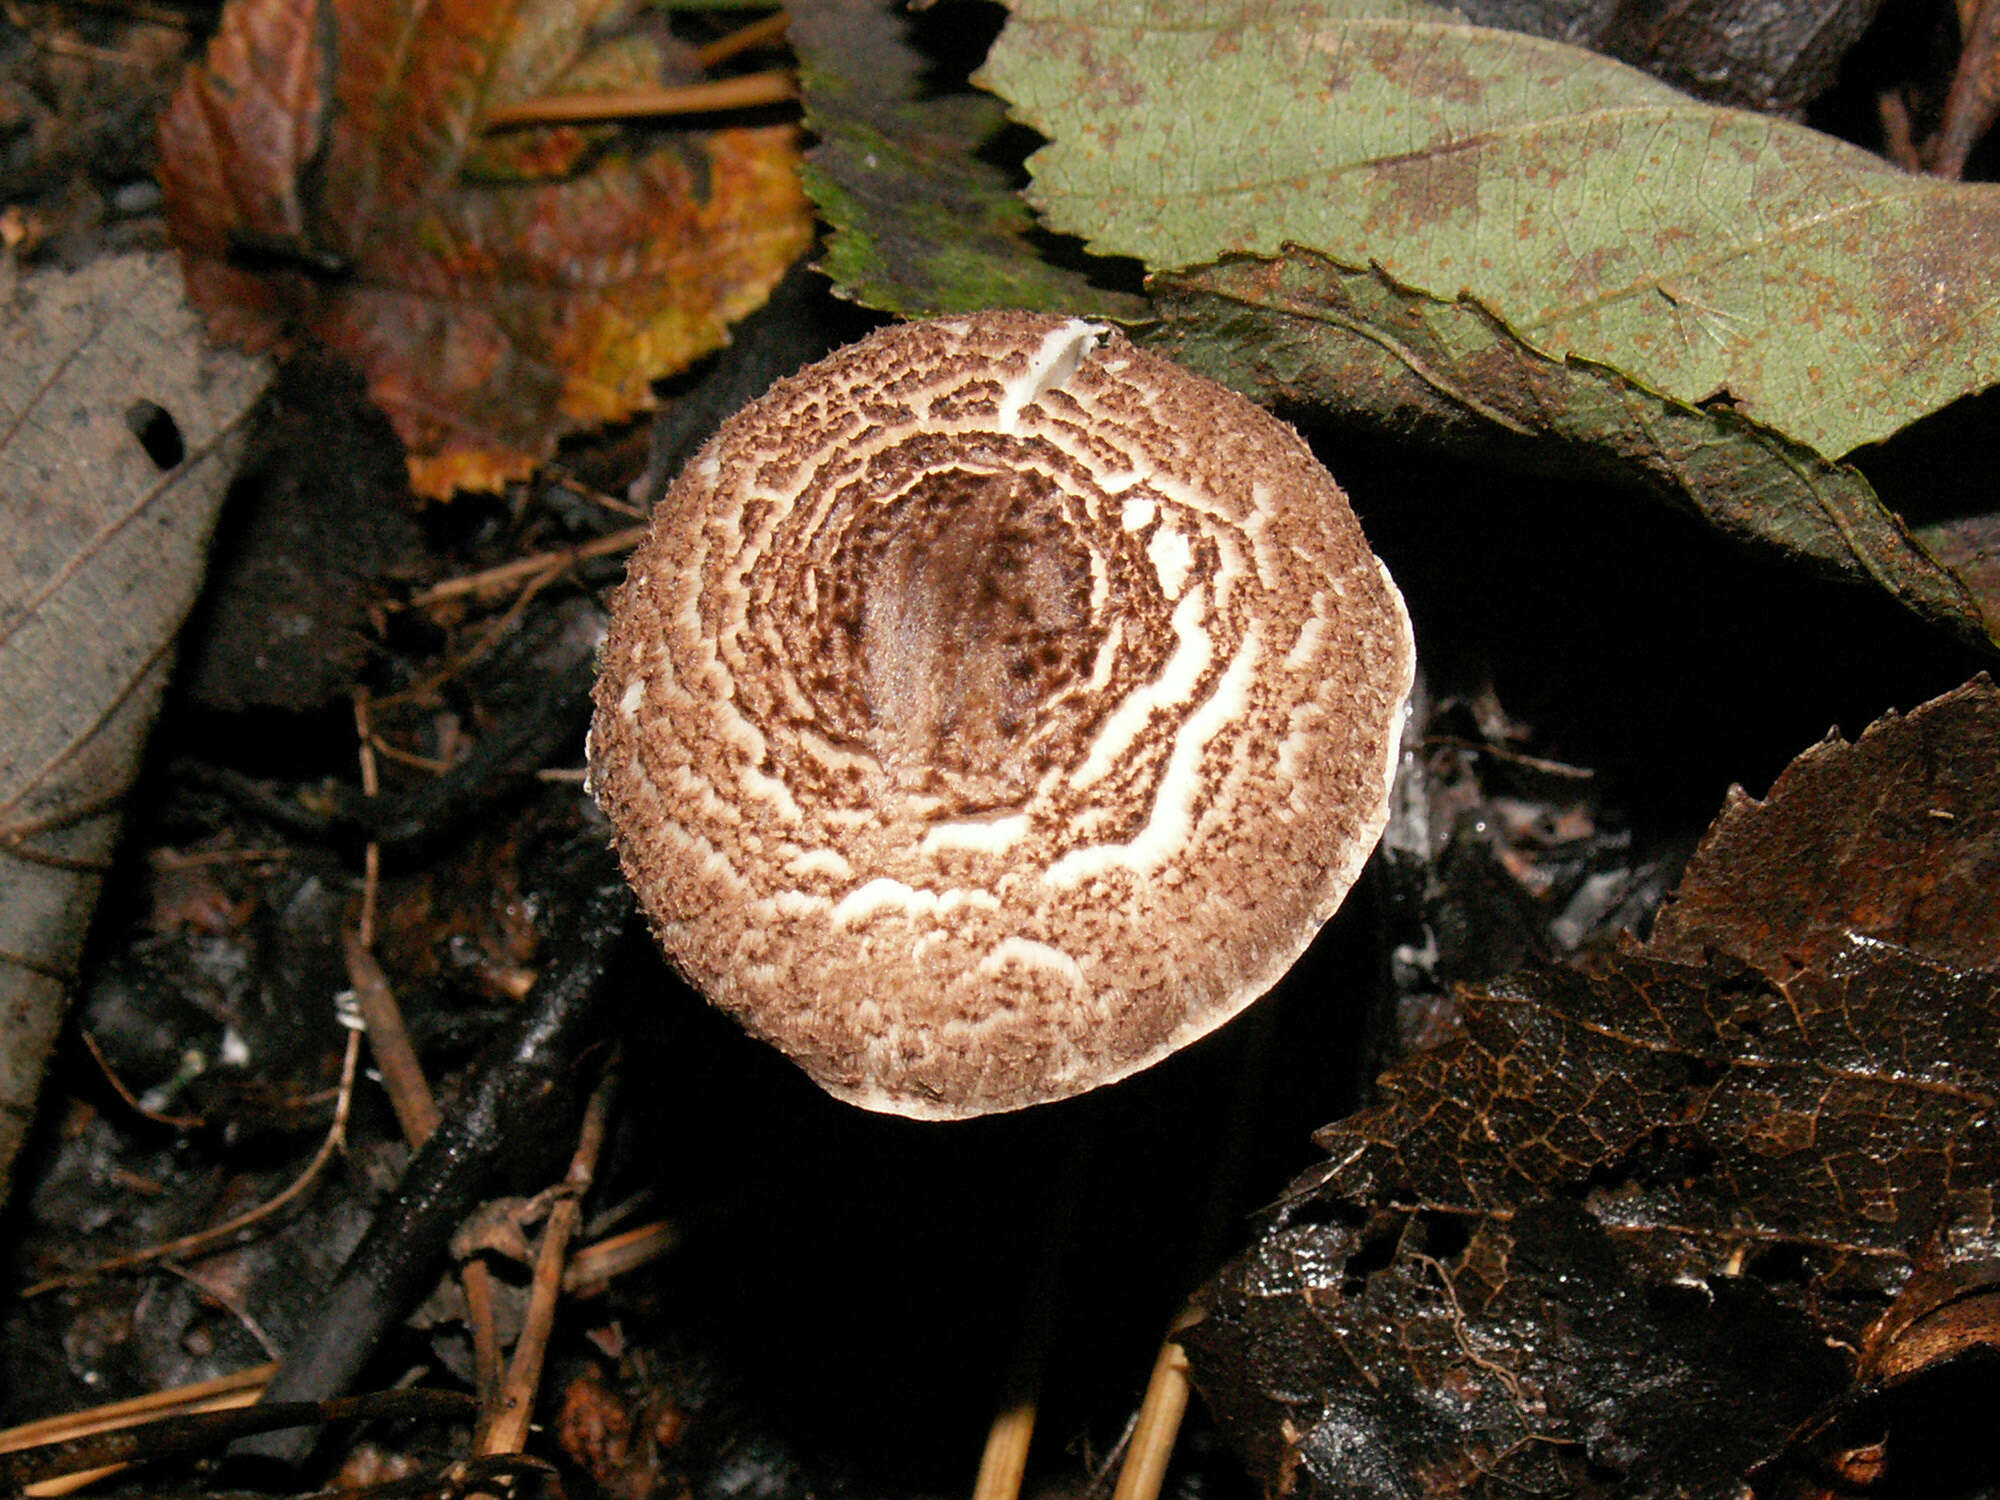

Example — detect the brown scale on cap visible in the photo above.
[589,311,1415,1119]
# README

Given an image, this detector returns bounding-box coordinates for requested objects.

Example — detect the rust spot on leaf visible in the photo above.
[1361,27,1490,109]
[1363,138,1488,239]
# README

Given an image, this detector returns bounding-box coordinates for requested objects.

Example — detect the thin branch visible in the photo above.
[1110,1336,1194,1500]
[157,1260,285,1361]
[1926,0,2000,177]
[0,781,133,846]
[342,932,438,1145]
[79,1029,204,1131]
[695,10,788,68]
[563,1218,679,1295]
[479,71,794,131]
[477,1061,620,1455]
[0,1361,270,1496]
[353,692,382,947]
[408,525,647,608]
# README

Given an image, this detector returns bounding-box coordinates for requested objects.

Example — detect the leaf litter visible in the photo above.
[158,0,813,498]
[1184,677,2000,1498]
[7,4,2000,1496]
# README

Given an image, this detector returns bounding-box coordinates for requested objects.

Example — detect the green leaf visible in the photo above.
[1150,252,1995,645]
[978,0,2000,463]
[792,0,1145,319]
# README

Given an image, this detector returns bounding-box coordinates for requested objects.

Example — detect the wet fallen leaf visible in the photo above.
[1651,675,2000,974]
[1184,677,2000,1499]
[979,0,2000,644]
[792,0,1144,320]
[1145,254,1993,647]
[159,0,812,498]
[0,252,269,1206]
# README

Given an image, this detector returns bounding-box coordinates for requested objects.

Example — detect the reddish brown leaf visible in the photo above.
[1651,675,2000,976]
[159,0,812,497]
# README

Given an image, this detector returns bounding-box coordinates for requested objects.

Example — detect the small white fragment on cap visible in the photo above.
[784,847,852,880]
[994,319,1106,433]
[1120,495,1157,532]
[772,889,828,918]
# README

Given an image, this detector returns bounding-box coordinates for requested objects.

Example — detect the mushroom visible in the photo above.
[589,311,1414,1119]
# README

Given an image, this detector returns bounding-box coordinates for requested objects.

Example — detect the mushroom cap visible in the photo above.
[590,311,1414,1119]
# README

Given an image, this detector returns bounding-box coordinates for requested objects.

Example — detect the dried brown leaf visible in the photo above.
[158,0,813,497]
[0,252,268,1206]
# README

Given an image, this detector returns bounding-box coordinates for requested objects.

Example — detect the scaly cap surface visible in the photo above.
[590,311,1414,1118]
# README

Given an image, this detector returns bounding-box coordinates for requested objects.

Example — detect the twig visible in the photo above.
[408,525,648,609]
[0,1364,273,1453]
[0,782,134,851]
[548,470,646,521]
[9,4,154,67]
[78,1029,203,1131]
[339,930,506,1415]
[148,845,291,869]
[480,71,794,131]
[1110,1336,1194,1500]
[972,1400,1038,1500]
[0,1388,476,1492]
[374,550,580,715]
[353,693,382,947]
[366,736,453,776]
[695,10,789,67]
[1880,89,1923,173]
[1926,0,2000,177]
[562,1218,679,1296]
[156,1261,284,1362]
[0,1363,271,1498]
[22,1025,362,1297]
[477,1061,620,1455]
[1108,1004,1279,1500]
[971,1137,1094,1500]
[341,933,438,1146]
[55,0,194,28]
